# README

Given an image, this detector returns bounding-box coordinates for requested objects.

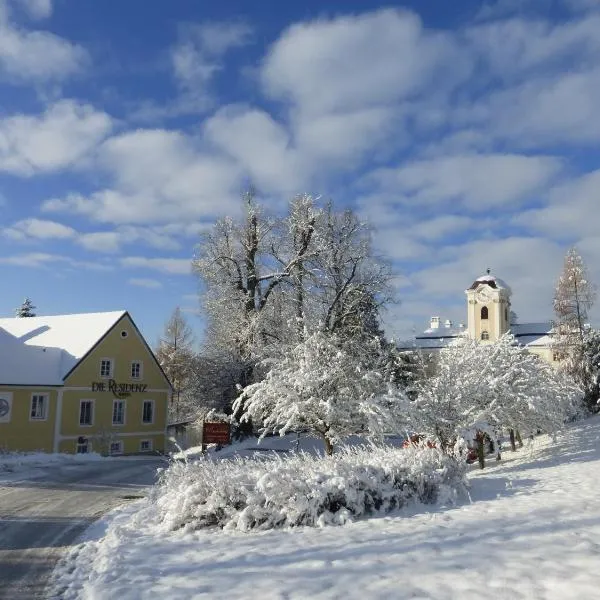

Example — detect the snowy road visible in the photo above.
[0,457,165,600]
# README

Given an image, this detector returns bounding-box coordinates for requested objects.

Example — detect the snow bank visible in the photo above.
[140,445,467,532]
[0,451,109,475]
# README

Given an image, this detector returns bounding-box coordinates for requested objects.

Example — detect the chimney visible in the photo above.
[430,316,440,329]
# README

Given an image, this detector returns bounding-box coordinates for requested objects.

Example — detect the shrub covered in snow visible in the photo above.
[140,445,467,533]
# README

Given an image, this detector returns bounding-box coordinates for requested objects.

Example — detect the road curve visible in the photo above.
[0,457,166,600]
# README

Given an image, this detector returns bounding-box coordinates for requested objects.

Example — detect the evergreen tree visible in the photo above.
[15,298,36,317]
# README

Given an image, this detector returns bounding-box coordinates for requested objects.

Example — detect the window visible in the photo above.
[100,359,113,378]
[481,331,490,341]
[142,400,154,424]
[79,400,93,426]
[112,400,126,425]
[481,306,489,320]
[131,361,143,379]
[0,392,12,423]
[110,440,123,455]
[553,351,562,362]
[140,439,152,452]
[30,394,48,420]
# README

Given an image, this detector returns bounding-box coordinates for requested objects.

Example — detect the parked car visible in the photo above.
[402,434,436,449]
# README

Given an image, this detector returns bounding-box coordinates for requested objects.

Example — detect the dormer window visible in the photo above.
[481,306,489,320]
[481,331,490,341]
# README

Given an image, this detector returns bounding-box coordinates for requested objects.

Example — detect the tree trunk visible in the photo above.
[323,435,334,456]
[515,430,523,448]
[509,429,516,452]
[476,432,485,469]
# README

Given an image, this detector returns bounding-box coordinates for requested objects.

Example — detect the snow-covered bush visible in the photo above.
[413,334,583,451]
[139,446,467,533]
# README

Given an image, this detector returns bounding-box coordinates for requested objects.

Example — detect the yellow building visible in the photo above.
[401,271,557,365]
[0,311,171,454]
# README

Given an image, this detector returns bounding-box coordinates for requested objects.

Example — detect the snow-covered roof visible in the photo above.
[398,322,468,350]
[511,322,554,347]
[0,311,126,385]
[468,274,512,294]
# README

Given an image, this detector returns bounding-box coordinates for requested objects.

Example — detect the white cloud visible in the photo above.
[467,13,600,79]
[410,215,477,241]
[0,251,64,267]
[262,9,466,116]
[17,0,52,20]
[366,154,562,210]
[133,20,253,120]
[3,217,75,240]
[78,231,122,253]
[0,4,86,82]
[0,251,112,271]
[513,169,600,238]
[203,106,307,194]
[121,256,192,275]
[42,128,242,224]
[128,278,163,289]
[0,100,113,176]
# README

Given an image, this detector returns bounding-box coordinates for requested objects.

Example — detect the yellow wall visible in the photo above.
[58,313,170,454]
[64,314,169,390]
[0,387,58,452]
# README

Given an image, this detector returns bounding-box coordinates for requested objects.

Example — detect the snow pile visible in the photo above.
[140,445,466,532]
[0,451,109,475]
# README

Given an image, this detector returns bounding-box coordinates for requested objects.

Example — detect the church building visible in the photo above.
[401,271,557,364]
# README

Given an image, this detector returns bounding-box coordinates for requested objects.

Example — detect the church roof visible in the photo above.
[467,273,512,294]
[511,322,554,347]
[399,321,554,352]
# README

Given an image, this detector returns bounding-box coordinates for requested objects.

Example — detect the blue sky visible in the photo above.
[1,0,599,346]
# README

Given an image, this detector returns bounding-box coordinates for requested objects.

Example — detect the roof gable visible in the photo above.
[0,311,126,385]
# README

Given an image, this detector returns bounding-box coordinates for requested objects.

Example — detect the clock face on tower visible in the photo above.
[476,287,493,303]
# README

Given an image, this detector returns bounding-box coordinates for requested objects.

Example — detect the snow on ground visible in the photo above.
[0,451,112,482]
[52,416,600,599]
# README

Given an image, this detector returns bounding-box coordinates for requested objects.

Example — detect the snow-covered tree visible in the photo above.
[554,248,596,342]
[193,193,395,435]
[234,331,410,455]
[156,307,196,422]
[581,328,600,412]
[15,298,36,317]
[413,334,582,463]
[553,248,596,374]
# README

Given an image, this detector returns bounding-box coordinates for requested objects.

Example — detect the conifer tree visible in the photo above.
[15,298,36,317]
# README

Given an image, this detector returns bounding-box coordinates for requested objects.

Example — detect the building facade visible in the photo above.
[0,311,171,454]
[402,271,557,364]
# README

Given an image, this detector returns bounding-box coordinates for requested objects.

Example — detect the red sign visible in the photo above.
[203,422,230,445]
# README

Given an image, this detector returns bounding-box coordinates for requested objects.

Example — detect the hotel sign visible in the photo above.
[91,379,148,397]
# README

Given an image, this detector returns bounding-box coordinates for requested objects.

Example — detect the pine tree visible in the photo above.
[15,298,36,317]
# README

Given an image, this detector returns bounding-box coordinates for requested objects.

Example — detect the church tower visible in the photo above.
[465,270,512,342]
